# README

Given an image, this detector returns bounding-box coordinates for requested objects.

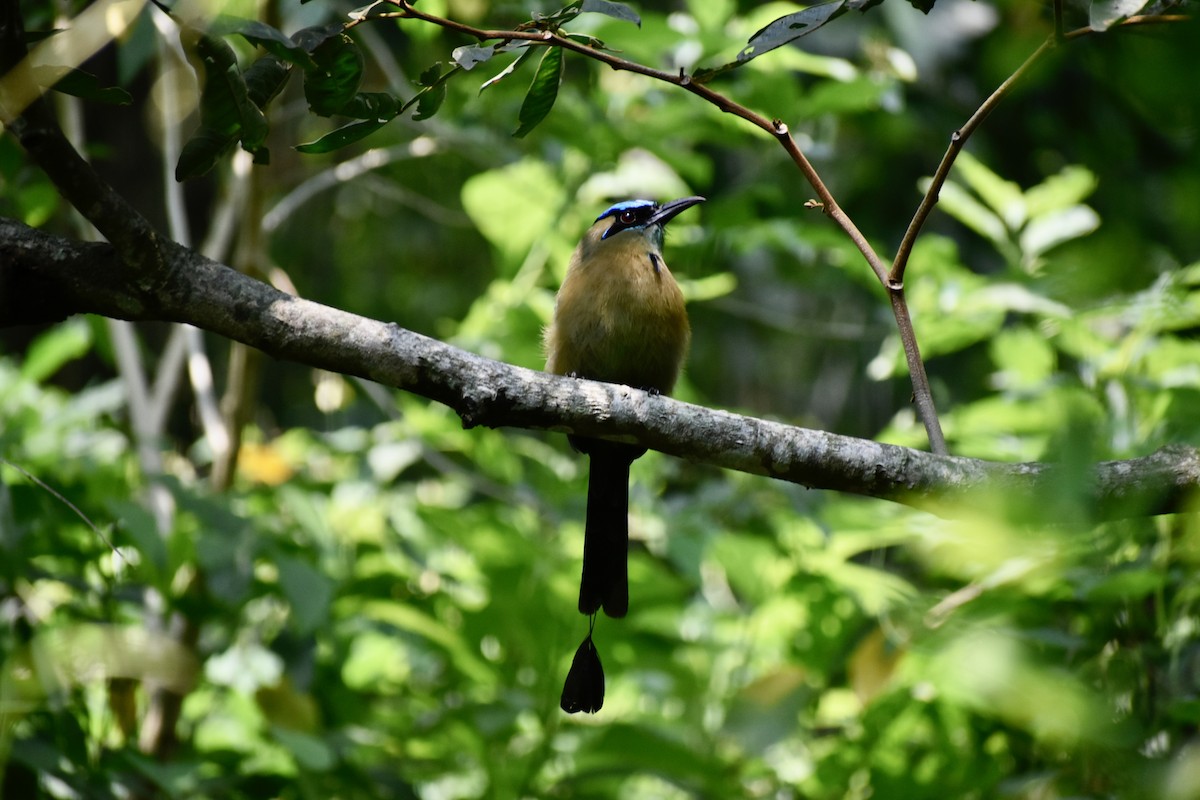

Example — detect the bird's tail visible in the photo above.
[578,441,644,618]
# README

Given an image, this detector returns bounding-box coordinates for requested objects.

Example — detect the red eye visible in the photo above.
[619,210,638,224]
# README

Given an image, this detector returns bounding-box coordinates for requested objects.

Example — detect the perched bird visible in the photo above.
[545,195,704,619]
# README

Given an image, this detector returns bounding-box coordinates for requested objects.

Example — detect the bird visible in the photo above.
[545,195,704,619]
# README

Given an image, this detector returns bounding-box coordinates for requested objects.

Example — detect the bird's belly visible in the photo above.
[567,289,688,392]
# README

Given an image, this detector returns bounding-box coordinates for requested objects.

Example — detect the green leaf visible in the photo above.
[295,117,392,153]
[513,46,563,138]
[1024,165,1098,219]
[531,2,583,28]
[339,91,400,120]
[413,83,447,121]
[990,327,1057,391]
[15,177,58,226]
[290,23,346,54]
[461,159,564,259]
[271,727,334,771]
[739,1,847,63]
[188,31,244,135]
[580,0,641,26]
[277,555,333,635]
[243,54,291,109]
[31,66,132,104]
[20,318,92,383]
[303,34,364,116]
[356,599,494,685]
[410,62,451,121]
[176,31,281,180]
[210,16,316,69]
[417,62,443,87]
[927,178,1007,246]
[108,500,169,579]
[953,150,1025,229]
[1019,206,1100,259]
[229,71,269,153]
[177,127,237,181]
[479,46,536,93]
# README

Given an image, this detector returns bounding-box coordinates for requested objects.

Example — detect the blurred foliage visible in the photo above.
[4,0,1200,798]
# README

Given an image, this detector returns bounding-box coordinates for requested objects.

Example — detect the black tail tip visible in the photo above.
[560,634,605,714]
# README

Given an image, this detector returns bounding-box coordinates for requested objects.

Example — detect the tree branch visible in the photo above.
[383,0,947,454]
[3,215,1196,522]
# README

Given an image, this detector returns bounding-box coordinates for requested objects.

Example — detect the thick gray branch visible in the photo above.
[3,216,1197,520]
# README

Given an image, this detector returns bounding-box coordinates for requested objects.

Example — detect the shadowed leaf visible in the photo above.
[295,118,392,153]
[304,34,364,116]
[513,46,563,138]
[32,66,131,104]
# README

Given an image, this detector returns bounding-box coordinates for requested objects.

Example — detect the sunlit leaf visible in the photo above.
[453,44,496,70]
[1089,0,1151,31]
[1019,205,1100,259]
[928,178,1008,246]
[531,2,583,27]
[581,0,640,26]
[952,150,1025,229]
[20,318,91,383]
[1024,165,1098,218]
[479,46,536,92]
[739,1,847,63]
[461,158,564,259]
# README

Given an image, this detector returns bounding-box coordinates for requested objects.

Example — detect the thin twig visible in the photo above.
[0,458,123,561]
[891,37,1056,285]
[891,16,1183,285]
[889,290,946,454]
[386,0,879,268]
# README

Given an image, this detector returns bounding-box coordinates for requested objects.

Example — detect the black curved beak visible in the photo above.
[648,195,706,227]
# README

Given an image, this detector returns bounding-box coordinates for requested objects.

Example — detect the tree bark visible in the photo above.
[3,216,1197,523]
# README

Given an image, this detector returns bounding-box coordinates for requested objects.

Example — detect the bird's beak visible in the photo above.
[648,195,706,227]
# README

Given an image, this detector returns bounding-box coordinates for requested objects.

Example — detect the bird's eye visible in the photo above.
[619,210,638,224]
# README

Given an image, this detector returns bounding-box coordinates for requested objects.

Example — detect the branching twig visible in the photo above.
[891,15,1185,285]
[0,0,165,278]
[381,0,951,451]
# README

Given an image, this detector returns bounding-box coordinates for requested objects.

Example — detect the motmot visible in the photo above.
[545,195,704,619]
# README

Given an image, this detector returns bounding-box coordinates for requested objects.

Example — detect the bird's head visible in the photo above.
[591,196,706,250]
